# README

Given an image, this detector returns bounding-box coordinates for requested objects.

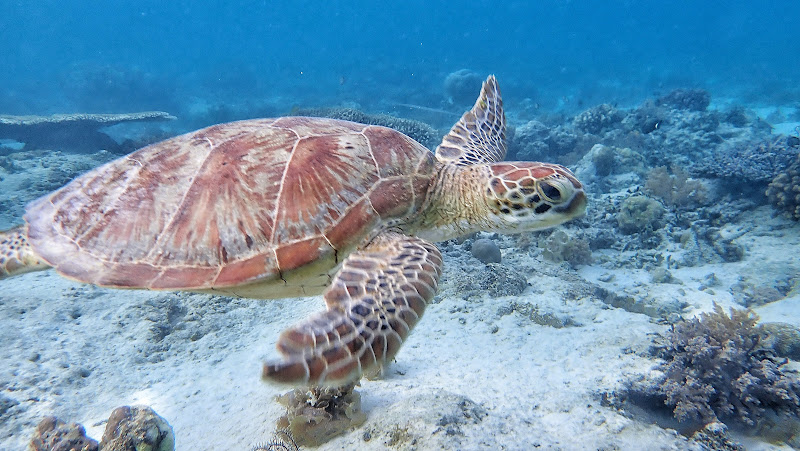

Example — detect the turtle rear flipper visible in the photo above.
[262,231,442,386]
[0,226,50,278]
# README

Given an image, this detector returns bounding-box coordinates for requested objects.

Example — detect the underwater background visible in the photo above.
[2,1,799,119]
[2,1,800,450]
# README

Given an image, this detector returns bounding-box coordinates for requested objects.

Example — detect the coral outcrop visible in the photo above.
[539,229,592,267]
[275,384,367,447]
[100,405,174,451]
[293,106,438,149]
[616,196,665,235]
[29,416,99,451]
[0,112,175,153]
[656,88,711,112]
[766,151,800,220]
[572,103,624,135]
[443,69,483,106]
[697,136,797,183]
[28,405,174,451]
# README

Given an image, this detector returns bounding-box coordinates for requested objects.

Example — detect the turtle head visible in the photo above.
[483,162,586,233]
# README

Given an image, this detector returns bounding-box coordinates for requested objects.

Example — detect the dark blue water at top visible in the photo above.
[1,0,798,122]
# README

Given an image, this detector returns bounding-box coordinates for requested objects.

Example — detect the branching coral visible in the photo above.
[653,304,800,426]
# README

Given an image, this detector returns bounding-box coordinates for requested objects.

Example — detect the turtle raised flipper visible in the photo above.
[0,226,49,278]
[435,75,506,165]
[263,231,442,386]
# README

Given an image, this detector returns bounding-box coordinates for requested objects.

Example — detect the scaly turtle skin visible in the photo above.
[0,76,586,386]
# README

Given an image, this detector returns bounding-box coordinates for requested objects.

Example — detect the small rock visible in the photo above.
[470,239,501,264]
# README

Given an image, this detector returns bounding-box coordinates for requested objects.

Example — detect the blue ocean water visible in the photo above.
[2,1,798,120]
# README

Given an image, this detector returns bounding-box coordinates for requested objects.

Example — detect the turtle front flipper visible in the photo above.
[0,226,50,279]
[262,231,442,386]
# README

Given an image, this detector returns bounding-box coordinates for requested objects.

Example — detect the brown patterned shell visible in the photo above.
[24,117,437,292]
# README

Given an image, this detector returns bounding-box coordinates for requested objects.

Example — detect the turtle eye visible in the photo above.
[537,181,563,203]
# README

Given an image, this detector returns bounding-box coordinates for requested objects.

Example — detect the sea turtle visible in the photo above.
[0,76,586,386]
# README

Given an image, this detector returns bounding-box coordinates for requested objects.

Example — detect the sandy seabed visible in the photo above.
[1,204,798,450]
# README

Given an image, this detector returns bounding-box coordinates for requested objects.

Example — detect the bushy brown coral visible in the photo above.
[654,304,800,426]
[645,165,706,208]
[766,152,800,220]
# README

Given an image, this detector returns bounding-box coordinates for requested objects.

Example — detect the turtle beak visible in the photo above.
[556,190,587,219]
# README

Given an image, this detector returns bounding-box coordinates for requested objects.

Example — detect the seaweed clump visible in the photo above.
[652,304,800,426]
[275,383,367,447]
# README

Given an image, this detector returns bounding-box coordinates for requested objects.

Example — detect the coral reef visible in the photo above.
[656,88,711,112]
[572,103,624,135]
[650,305,800,426]
[470,238,501,264]
[29,416,99,451]
[0,112,175,153]
[275,383,367,447]
[443,69,483,106]
[616,196,665,235]
[766,151,800,220]
[100,405,174,451]
[293,106,438,149]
